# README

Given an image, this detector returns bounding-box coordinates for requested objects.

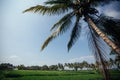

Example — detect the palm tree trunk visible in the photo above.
[97,49,110,80]
[87,22,110,80]
[85,16,120,55]
[85,16,111,80]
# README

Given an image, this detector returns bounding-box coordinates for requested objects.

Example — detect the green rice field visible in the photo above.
[0,70,120,80]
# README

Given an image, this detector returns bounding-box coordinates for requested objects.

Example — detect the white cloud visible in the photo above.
[97,1,120,19]
[104,10,120,19]
[68,56,95,63]
[0,55,23,65]
[103,1,120,19]
[9,55,18,58]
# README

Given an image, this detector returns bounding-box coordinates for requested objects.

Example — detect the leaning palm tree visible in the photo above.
[24,0,120,80]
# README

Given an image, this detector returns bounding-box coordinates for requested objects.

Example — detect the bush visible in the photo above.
[5,73,23,78]
[0,74,5,80]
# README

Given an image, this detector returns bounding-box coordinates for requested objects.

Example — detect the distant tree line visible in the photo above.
[0,59,120,71]
[0,63,14,70]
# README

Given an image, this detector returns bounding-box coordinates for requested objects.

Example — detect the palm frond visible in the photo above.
[45,0,72,5]
[41,31,58,51]
[41,12,74,50]
[95,15,120,47]
[55,17,72,35]
[51,12,74,31]
[23,4,69,15]
[67,15,81,51]
[87,25,110,79]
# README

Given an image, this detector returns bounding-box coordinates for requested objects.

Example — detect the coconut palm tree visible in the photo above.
[58,63,64,70]
[90,63,96,70]
[79,63,84,70]
[73,62,79,71]
[24,0,120,80]
[82,61,89,69]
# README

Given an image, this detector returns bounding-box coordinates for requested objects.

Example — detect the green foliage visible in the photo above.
[58,63,64,70]
[0,63,14,70]
[0,71,5,80]
[1,70,120,80]
[41,65,49,70]
[0,70,103,80]
[17,65,25,70]
[49,65,58,70]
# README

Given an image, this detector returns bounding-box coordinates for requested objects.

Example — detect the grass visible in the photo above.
[0,70,119,80]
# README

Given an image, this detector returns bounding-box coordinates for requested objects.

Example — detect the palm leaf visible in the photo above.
[95,15,120,47]
[87,25,110,79]
[41,31,58,50]
[67,15,81,51]
[41,12,74,50]
[51,12,74,31]
[45,0,72,5]
[23,4,69,15]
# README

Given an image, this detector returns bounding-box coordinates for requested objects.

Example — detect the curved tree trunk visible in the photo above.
[86,15,120,80]
[96,48,110,80]
[85,16,112,80]
[86,16,120,55]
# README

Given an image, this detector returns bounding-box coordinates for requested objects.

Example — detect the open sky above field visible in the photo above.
[0,0,120,66]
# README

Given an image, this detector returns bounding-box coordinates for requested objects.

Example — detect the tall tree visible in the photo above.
[58,63,64,70]
[82,61,89,69]
[0,63,14,70]
[49,65,58,70]
[90,63,96,70]
[17,64,25,70]
[73,62,80,71]
[41,65,49,70]
[24,0,120,80]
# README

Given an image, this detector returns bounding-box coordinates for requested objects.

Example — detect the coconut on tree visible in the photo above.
[24,0,120,80]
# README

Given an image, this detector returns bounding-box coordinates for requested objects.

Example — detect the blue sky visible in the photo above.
[0,0,120,66]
